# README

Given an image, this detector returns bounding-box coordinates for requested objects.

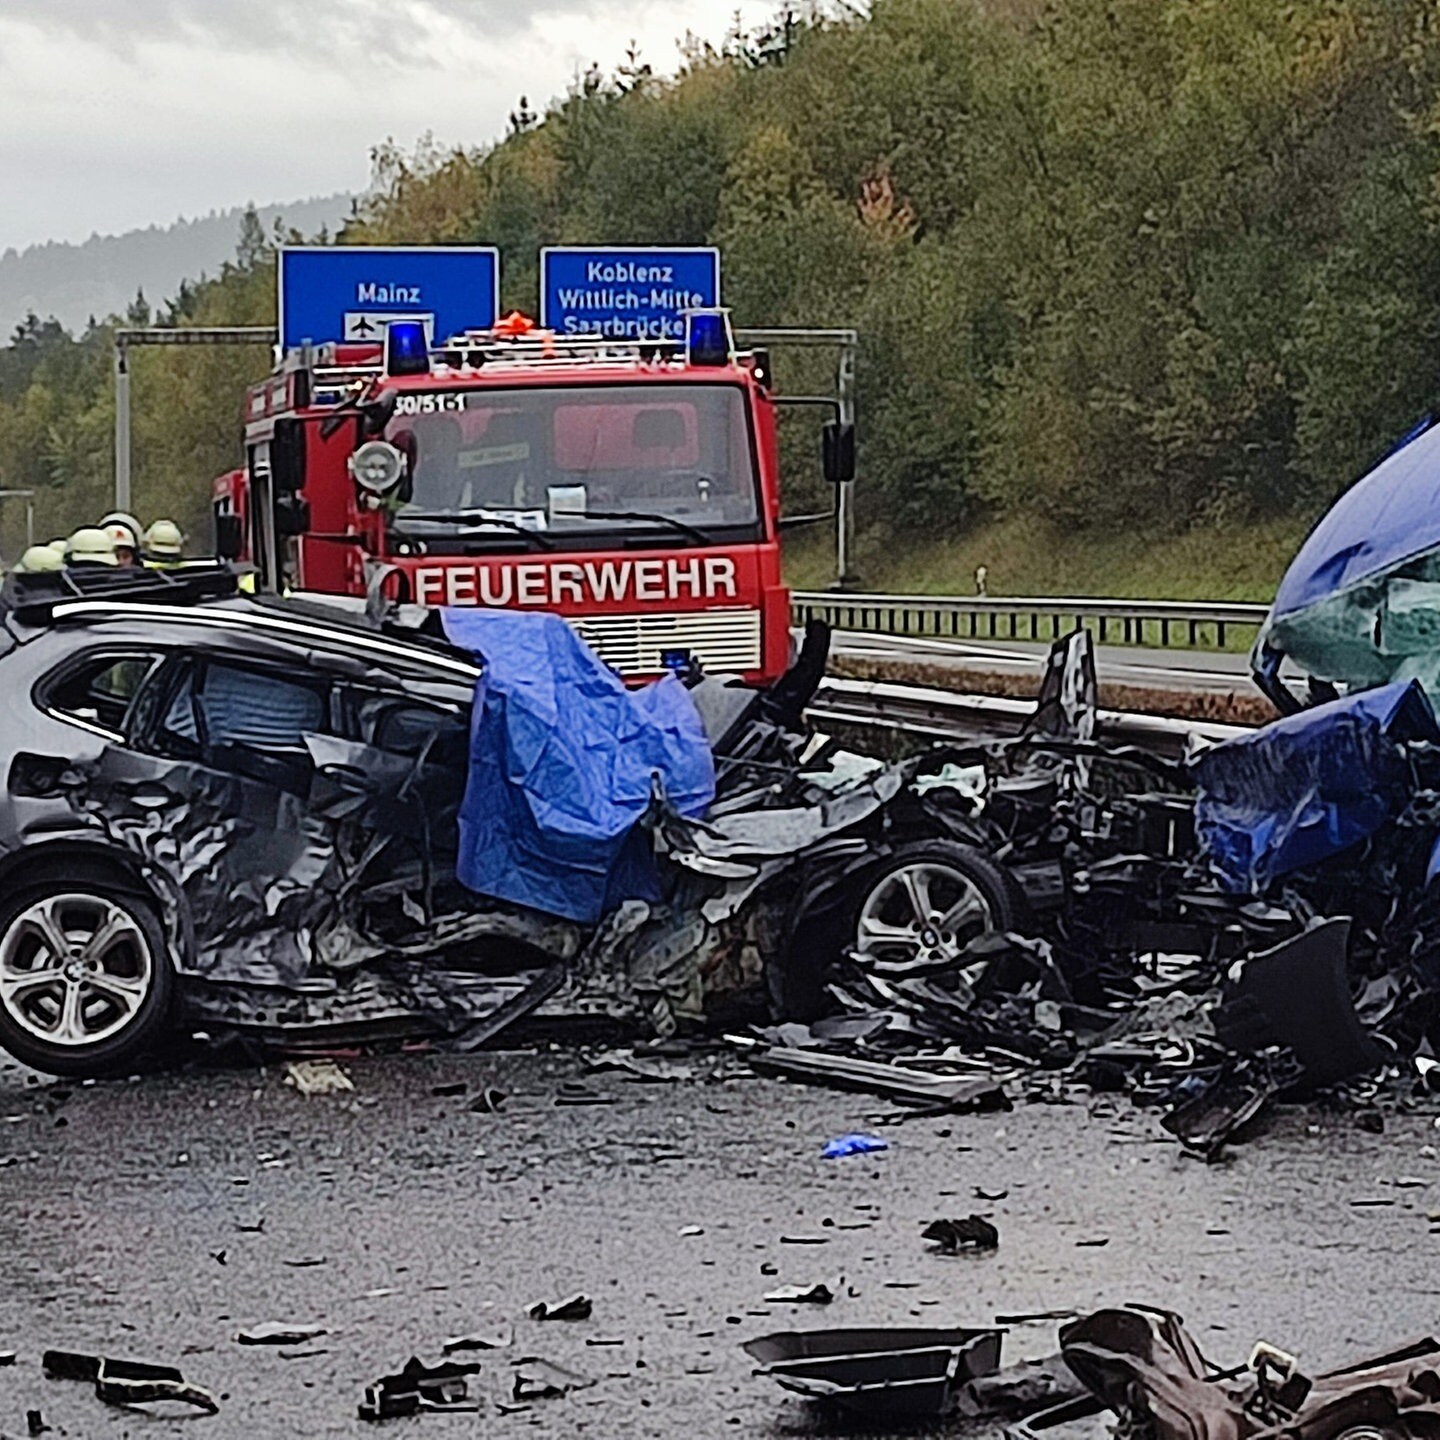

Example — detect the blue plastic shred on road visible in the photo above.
[442,608,716,923]
[1194,679,1439,894]
[821,1134,891,1159]
[1272,416,1440,618]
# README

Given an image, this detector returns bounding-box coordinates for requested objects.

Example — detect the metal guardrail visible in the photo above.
[811,677,1251,760]
[793,591,1270,649]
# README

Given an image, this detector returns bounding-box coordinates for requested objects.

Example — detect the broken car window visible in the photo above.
[41,650,166,735]
[159,661,327,754]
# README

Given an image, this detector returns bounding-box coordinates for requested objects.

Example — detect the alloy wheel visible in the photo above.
[0,893,154,1048]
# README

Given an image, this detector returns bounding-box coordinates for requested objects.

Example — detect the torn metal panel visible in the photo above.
[742,1044,1010,1110]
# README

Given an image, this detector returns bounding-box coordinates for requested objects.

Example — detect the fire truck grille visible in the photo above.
[569,608,763,676]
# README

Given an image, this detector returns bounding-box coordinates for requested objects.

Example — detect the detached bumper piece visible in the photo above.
[744,1326,1003,1419]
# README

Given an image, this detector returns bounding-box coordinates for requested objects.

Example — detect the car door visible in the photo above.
[308,676,472,929]
[118,648,340,987]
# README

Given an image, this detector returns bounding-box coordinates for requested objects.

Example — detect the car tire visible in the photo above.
[774,840,1023,1021]
[0,874,175,1077]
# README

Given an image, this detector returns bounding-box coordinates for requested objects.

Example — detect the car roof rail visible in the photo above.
[1,562,239,625]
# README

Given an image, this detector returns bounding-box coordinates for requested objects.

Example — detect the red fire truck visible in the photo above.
[213,313,854,683]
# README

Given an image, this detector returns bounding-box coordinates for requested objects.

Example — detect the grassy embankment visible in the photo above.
[784,515,1315,723]
[784,513,1312,601]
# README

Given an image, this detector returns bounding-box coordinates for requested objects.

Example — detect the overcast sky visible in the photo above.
[0,0,782,255]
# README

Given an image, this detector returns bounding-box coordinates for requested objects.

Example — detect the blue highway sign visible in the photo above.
[278,246,500,350]
[540,247,721,340]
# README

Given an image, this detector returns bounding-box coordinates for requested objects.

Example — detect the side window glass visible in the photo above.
[43,652,165,735]
[151,660,329,783]
[198,664,325,750]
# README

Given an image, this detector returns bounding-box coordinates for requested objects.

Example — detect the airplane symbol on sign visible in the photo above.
[343,310,435,343]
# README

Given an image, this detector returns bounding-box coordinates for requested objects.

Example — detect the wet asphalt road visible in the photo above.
[2,1047,1439,1439]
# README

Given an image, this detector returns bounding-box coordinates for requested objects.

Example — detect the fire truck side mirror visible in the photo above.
[275,496,311,537]
[822,421,856,485]
[362,394,398,437]
[215,513,243,561]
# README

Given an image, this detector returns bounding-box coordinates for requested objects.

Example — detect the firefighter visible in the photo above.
[100,512,143,567]
[65,527,119,567]
[14,545,64,574]
[143,519,185,567]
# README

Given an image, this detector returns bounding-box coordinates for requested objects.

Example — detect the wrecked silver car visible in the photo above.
[0,564,1009,1076]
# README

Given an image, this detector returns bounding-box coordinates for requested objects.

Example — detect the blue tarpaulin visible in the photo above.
[1272,418,1440,619]
[1193,680,1438,893]
[442,609,716,923]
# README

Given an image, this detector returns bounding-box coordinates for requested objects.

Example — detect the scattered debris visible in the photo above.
[821,1134,890,1159]
[527,1293,593,1322]
[764,1283,835,1304]
[358,1357,480,1421]
[924,1217,1000,1253]
[442,1327,513,1354]
[235,1323,328,1346]
[511,1356,594,1401]
[1061,1305,1440,1440]
[744,1326,1003,1418]
[746,1046,1009,1111]
[282,1061,354,1096]
[468,1088,507,1114]
[587,1049,695,1084]
[26,1409,47,1436]
[42,1350,219,1417]
[1161,1055,1292,1162]
[554,1083,616,1107]
[958,1352,1090,1419]
[430,1081,467,1097]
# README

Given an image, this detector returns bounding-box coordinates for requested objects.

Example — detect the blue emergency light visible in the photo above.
[385,320,431,376]
[685,309,733,368]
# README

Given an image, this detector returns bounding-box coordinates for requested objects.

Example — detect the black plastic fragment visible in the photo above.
[358,1356,480,1421]
[924,1216,1000,1253]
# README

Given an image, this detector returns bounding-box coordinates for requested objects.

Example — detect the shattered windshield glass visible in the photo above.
[386,383,759,537]
[1257,418,1440,704]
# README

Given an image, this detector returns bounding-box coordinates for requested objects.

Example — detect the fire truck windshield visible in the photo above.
[386,383,760,541]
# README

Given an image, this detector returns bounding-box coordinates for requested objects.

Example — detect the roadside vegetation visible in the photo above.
[1,0,1437,593]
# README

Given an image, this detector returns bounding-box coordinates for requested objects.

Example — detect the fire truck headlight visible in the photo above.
[348,440,407,494]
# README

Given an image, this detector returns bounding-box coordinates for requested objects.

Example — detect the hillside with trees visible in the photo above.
[0,194,354,340]
[2,0,1439,587]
